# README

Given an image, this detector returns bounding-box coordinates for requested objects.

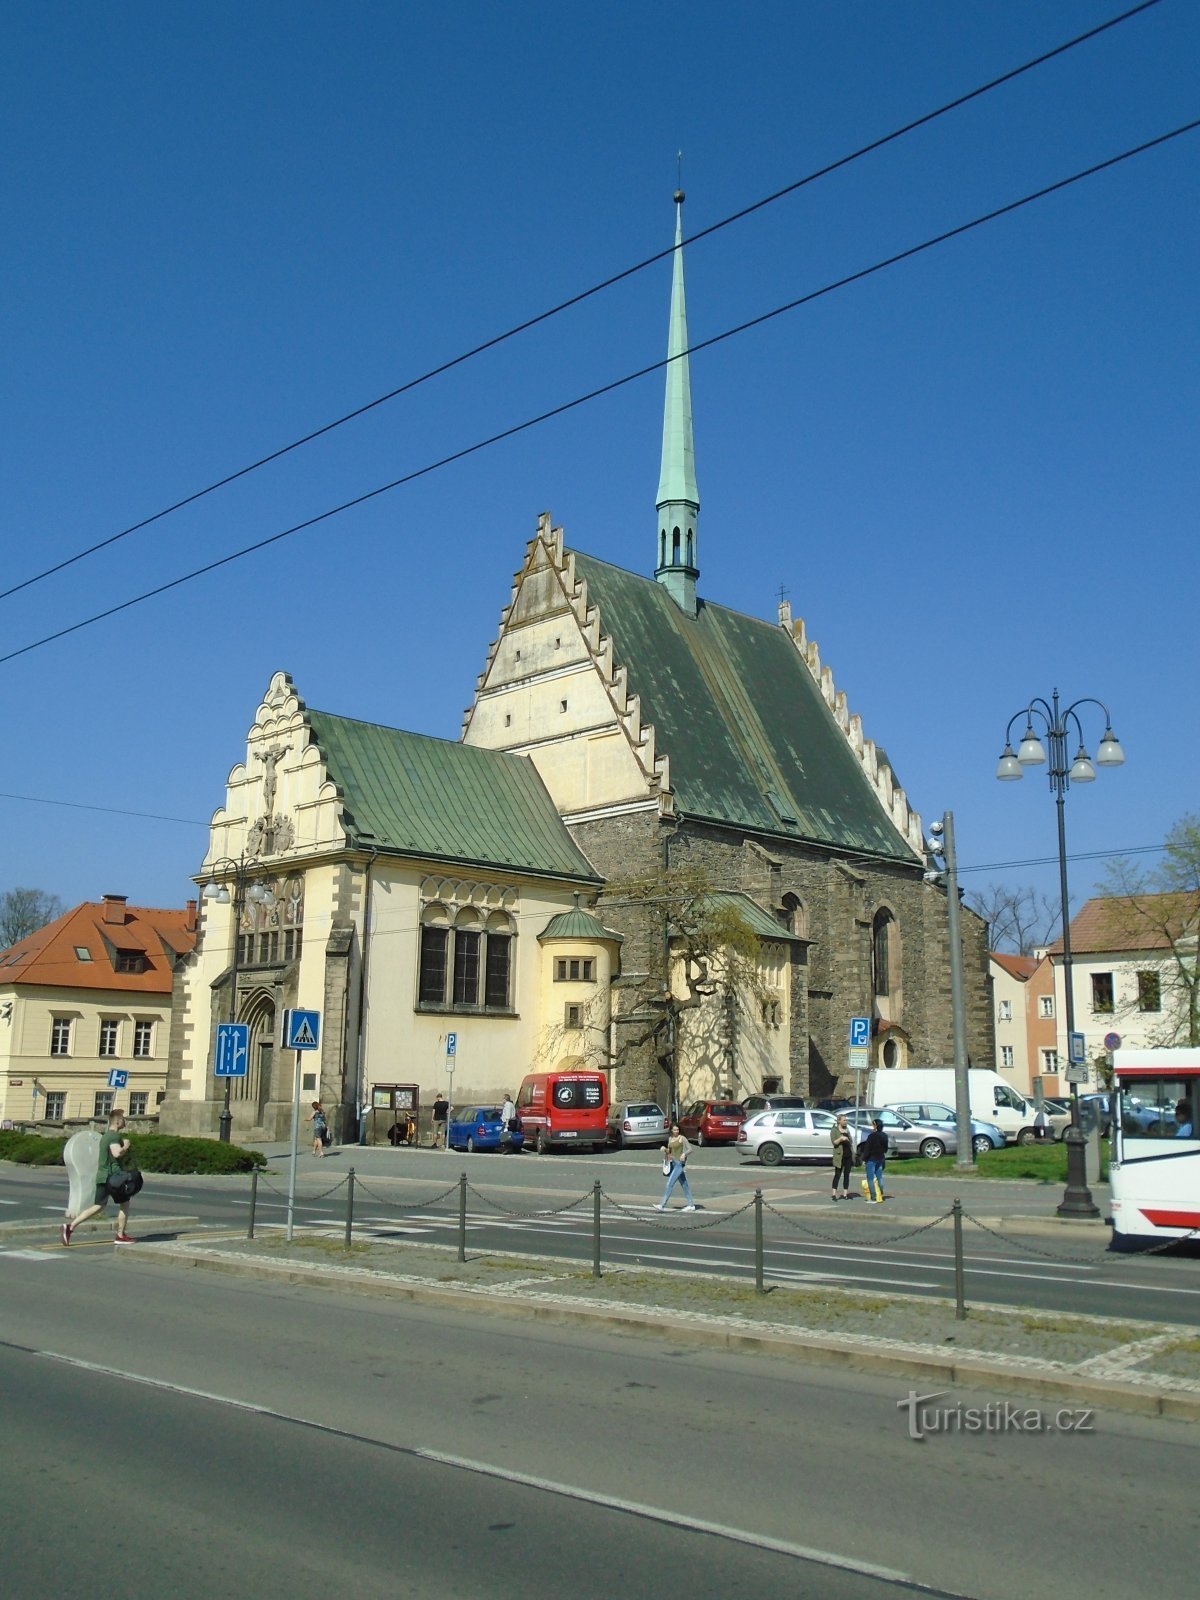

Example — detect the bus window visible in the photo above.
[1120,1079,1196,1139]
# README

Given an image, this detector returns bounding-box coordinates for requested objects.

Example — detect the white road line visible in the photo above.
[1,1250,65,1262]
[23,1346,914,1587]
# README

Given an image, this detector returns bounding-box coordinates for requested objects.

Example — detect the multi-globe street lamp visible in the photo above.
[996,690,1125,1218]
[202,857,273,1143]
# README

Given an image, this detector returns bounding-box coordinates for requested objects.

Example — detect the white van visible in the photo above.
[869,1067,1041,1145]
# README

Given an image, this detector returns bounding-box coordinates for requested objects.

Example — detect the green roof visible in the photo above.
[306,710,600,883]
[689,891,806,944]
[573,552,918,863]
[539,897,624,943]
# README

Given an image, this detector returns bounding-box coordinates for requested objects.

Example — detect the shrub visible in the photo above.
[0,1129,265,1173]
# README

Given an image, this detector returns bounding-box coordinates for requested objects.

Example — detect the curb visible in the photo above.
[0,1216,200,1246]
[124,1239,1200,1424]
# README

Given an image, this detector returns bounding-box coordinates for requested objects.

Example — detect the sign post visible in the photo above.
[443,1033,456,1153]
[282,1008,321,1240]
[848,1017,869,1109]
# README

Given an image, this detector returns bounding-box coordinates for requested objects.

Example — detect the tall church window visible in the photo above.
[672,527,681,562]
[872,910,893,998]
[418,906,514,1013]
[686,530,694,565]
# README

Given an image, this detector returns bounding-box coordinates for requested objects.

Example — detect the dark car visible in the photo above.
[815,1097,854,1112]
[678,1100,746,1146]
[741,1093,807,1116]
[447,1106,525,1153]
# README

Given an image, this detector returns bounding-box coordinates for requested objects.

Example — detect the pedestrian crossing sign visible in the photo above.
[283,1008,321,1050]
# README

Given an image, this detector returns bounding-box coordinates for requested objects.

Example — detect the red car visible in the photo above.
[678,1099,745,1146]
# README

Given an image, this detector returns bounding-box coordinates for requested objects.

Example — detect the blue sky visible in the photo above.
[2,1,1197,926]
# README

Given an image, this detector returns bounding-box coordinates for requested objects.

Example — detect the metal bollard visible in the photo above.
[593,1180,602,1279]
[755,1189,765,1293]
[345,1167,356,1249]
[458,1172,467,1262]
[247,1166,259,1240]
[952,1198,966,1321]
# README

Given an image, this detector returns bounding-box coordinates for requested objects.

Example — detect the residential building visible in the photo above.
[989,951,1060,1097]
[1048,893,1200,1067]
[0,894,197,1126]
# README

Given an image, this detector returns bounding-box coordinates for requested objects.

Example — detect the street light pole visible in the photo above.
[203,856,271,1144]
[997,689,1125,1218]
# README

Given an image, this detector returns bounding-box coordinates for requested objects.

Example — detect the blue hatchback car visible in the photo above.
[447,1106,525,1153]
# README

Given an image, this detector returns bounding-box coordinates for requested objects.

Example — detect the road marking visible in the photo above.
[17,1344,916,1588]
[0,1250,65,1262]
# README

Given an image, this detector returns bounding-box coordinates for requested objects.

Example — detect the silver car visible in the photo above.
[736,1108,843,1166]
[886,1100,1005,1156]
[606,1101,669,1148]
[841,1106,957,1160]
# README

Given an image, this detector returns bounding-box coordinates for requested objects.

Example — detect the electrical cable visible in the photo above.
[2,113,1195,670]
[0,0,1167,607]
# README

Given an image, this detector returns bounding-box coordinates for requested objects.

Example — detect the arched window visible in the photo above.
[672,526,681,562]
[872,910,894,998]
[686,529,694,566]
[660,529,666,566]
[780,893,806,938]
[418,904,514,1013]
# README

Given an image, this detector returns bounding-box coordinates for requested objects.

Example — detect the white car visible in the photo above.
[736,1108,851,1166]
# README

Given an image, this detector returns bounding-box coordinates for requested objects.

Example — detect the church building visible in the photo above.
[161,193,992,1140]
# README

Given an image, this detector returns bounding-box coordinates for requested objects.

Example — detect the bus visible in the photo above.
[1108,1048,1199,1248]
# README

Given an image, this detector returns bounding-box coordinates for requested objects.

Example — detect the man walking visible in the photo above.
[862,1118,888,1204]
[62,1110,136,1244]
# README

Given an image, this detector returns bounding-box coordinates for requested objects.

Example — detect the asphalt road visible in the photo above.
[4,1145,1197,1325]
[2,1247,1195,1600]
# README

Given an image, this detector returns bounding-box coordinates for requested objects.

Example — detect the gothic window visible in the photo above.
[872,910,893,998]
[780,893,806,938]
[672,527,681,562]
[686,530,694,565]
[418,906,514,1014]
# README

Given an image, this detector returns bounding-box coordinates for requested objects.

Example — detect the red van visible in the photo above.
[515,1070,609,1153]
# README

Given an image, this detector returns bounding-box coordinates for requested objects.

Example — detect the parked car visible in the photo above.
[839,1105,957,1160]
[607,1101,670,1148]
[884,1099,1005,1155]
[815,1097,854,1112]
[678,1100,745,1146]
[447,1107,525,1153]
[1077,1093,1113,1136]
[737,1108,843,1166]
[741,1093,807,1116]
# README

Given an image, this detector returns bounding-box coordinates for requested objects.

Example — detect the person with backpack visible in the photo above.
[61,1110,139,1245]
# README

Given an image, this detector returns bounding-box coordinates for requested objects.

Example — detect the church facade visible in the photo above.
[162,193,992,1138]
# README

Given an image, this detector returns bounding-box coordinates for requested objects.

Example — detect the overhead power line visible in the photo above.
[2,113,1195,670]
[0,0,1166,608]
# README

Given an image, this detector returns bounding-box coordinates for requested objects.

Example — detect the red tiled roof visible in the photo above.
[1046,893,1200,956]
[0,899,196,994]
[990,952,1038,981]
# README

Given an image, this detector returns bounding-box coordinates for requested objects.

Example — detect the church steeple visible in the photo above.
[655,188,700,616]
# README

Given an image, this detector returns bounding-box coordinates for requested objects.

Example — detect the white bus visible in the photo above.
[1109,1048,1199,1248]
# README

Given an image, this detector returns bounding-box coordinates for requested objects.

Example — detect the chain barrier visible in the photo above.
[963,1210,1200,1265]
[256,1171,349,1204]
[600,1189,757,1229]
[352,1176,463,1211]
[761,1198,955,1247]
[464,1181,592,1221]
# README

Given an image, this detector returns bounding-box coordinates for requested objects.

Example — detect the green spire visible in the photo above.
[655,189,700,615]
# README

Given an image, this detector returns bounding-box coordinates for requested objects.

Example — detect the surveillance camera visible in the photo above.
[924,838,943,857]
[922,869,944,884]
[928,819,944,837]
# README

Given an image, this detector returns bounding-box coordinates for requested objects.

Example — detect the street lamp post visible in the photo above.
[996,689,1125,1218]
[202,857,272,1143]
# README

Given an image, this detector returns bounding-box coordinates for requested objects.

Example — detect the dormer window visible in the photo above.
[115,950,147,975]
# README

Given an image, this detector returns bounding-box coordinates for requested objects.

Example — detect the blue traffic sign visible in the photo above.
[446,1032,457,1057]
[848,1016,870,1050]
[107,1069,128,1089]
[283,1009,321,1051]
[1068,1031,1086,1067]
[215,1022,250,1077]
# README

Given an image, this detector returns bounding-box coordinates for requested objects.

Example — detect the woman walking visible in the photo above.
[310,1101,329,1157]
[657,1123,696,1211]
[830,1113,853,1200]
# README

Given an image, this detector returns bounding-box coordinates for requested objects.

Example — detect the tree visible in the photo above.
[1098,815,1200,1047]
[964,882,1061,955]
[0,887,63,948]
[534,864,776,1108]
